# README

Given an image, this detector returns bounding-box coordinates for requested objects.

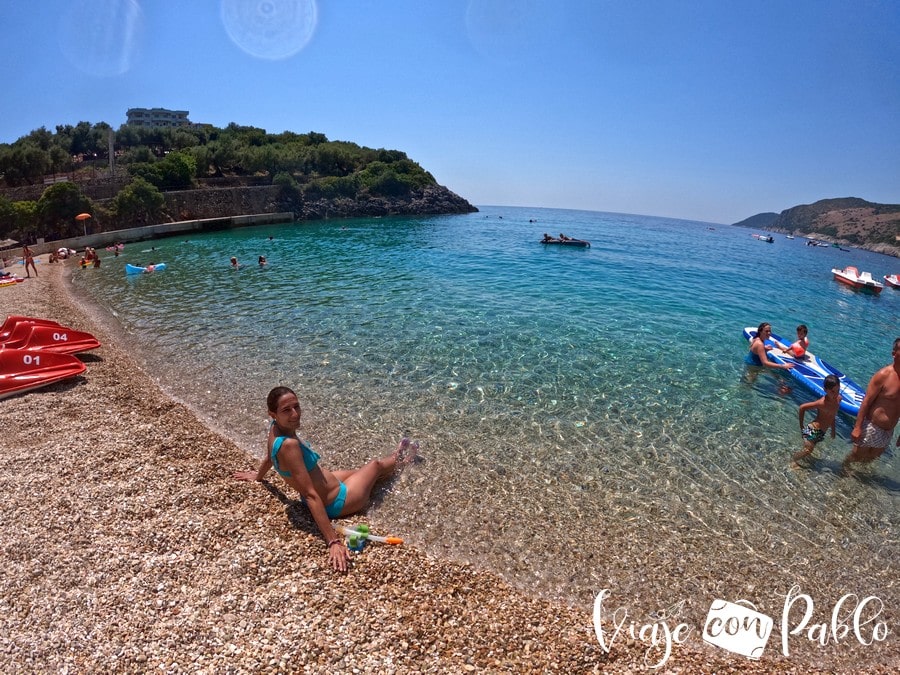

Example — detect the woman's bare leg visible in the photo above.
[338,438,416,515]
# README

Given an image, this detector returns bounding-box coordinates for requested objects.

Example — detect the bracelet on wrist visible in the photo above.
[327,537,343,548]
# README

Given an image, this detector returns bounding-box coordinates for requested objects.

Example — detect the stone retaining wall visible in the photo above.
[20,212,294,257]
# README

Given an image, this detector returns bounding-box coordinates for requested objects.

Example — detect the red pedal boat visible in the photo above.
[0,323,100,354]
[0,315,64,342]
[0,348,87,400]
[831,266,884,295]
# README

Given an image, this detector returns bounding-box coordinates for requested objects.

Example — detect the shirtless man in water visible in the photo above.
[844,338,900,471]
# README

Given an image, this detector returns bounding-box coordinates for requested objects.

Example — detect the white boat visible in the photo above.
[831,266,883,295]
[884,274,900,289]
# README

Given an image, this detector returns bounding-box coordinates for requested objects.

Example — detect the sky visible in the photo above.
[2,0,898,225]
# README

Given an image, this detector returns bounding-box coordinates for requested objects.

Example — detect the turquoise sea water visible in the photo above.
[72,207,899,643]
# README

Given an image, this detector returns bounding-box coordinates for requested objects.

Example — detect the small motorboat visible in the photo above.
[751,233,774,243]
[831,266,884,295]
[884,274,900,289]
[0,348,87,400]
[0,322,100,354]
[540,237,590,248]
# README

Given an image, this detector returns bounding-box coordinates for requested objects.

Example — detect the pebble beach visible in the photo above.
[0,256,895,673]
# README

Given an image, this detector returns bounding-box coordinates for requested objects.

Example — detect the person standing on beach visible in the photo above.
[233,386,418,571]
[22,245,37,278]
[844,338,900,470]
[791,374,840,467]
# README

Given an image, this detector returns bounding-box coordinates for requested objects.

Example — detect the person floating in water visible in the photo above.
[233,386,419,571]
[791,374,840,467]
[748,323,795,371]
[258,255,267,266]
[230,256,241,269]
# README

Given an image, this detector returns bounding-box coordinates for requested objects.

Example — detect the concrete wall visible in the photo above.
[23,212,294,256]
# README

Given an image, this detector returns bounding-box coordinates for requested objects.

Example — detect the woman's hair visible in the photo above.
[797,324,808,336]
[756,322,771,335]
[267,386,296,412]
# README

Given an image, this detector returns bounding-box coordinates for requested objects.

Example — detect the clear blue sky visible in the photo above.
[2,1,898,224]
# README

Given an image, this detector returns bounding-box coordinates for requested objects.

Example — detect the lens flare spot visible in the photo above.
[58,0,144,77]
[220,0,318,60]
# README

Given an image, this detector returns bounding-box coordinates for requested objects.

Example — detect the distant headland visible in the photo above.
[733,197,900,257]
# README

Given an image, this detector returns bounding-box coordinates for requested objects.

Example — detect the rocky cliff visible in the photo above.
[97,182,477,224]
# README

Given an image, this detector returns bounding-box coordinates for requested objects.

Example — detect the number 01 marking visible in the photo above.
[22,354,41,366]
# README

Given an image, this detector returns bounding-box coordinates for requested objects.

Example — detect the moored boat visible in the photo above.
[831,266,883,295]
[884,274,900,289]
[0,348,87,400]
[751,233,774,243]
[540,236,590,247]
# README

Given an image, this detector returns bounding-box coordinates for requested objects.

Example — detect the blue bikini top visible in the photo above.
[270,436,320,477]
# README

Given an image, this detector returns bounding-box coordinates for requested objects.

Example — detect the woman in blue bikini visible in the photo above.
[234,386,417,571]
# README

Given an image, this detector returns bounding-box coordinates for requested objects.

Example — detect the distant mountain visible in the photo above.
[733,197,900,257]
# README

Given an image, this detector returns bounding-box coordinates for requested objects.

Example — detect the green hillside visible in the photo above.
[0,121,475,243]
[734,197,900,254]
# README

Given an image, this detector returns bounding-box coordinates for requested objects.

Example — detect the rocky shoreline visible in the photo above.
[0,259,891,673]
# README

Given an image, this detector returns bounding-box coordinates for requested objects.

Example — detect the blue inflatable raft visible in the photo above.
[125,263,166,275]
[742,327,866,416]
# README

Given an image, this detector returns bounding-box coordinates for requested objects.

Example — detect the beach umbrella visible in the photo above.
[75,212,91,237]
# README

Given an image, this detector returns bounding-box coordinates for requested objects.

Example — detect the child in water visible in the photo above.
[779,324,810,358]
[791,373,840,467]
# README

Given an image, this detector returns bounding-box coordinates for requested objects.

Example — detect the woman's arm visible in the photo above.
[752,339,793,370]
[232,455,273,482]
[277,438,350,572]
[234,421,278,481]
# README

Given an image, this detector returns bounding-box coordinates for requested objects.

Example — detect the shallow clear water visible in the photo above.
[73,207,900,633]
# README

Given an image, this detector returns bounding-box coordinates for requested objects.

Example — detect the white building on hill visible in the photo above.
[125,108,191,128]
